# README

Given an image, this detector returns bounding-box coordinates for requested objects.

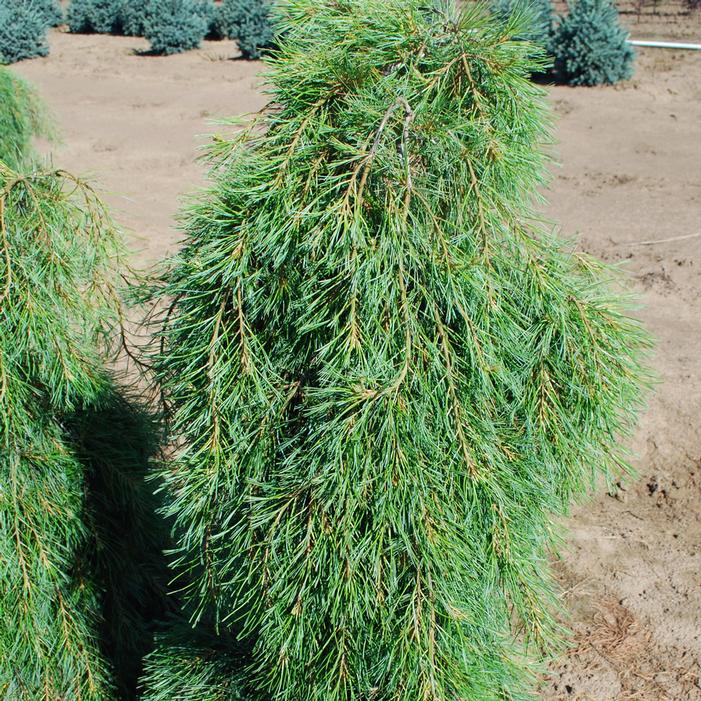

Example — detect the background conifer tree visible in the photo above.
[119,0,149,37]
[0,68,53,167]
[0,161,170,698]
[0,1,50,64]
[492,0,554,50]
[23,0,64,28]
[552,0,634,85]
[67,0,123,35]
[216,0,276,59]
[143,0,209,55]
[142,1,651,699]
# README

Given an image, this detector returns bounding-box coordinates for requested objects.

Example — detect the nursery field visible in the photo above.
[9,13,701,701]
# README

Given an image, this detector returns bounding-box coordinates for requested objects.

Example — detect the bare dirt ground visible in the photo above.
[15,32,267,262]
[544,48,701,701]
[11,16,701,701]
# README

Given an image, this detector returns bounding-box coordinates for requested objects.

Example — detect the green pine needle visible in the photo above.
[0,68,55,169]
[141,1,653,699]
[0,165,169,700]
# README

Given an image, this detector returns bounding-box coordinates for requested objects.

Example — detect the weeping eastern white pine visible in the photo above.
[0,165,169,700]
[0,67,53,168]
[141,1,651,699]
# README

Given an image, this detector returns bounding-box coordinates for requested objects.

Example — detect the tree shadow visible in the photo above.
[67,388,174,700]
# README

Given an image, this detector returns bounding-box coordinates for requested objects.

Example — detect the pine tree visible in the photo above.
[67,0,123,35]
[0,1,50,64]
[22,0,64,28]
[0,67,53,167]
[217,0,276,59]
[492,0,554,50]
[552,0,634,86]
[119,0,149,37]
[143,0,208,55]
[141,1,651,699]
[0,164,169,699]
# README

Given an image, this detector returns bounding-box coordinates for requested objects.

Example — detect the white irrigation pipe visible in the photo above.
[620,232,701,247]
[627,39,701,50]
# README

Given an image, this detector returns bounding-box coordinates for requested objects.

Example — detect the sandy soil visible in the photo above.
[11,20,701,701]
[544,48,701,701]
[15,32,267,262]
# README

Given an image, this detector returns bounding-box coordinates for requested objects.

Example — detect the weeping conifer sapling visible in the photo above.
[0,67,53,167]
[142,1,651,699]
[0,165,169,700]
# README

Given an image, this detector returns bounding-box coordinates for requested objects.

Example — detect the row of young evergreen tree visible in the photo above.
[66,0,275,57]
[1,0,634,86]
[0,0,275,60]
[1,0,651,699]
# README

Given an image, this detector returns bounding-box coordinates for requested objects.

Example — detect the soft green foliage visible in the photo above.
[0,166,168,700]
[0,166,120,699]
[0,68,52,168]
[552,0,634,85]
[217,0,275,59]
[143,625,246,701]
[492,0,554,49]
[141,0,651,699]
[0,1,50,64]
[144,0,208,54]
[67,0,122,34]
